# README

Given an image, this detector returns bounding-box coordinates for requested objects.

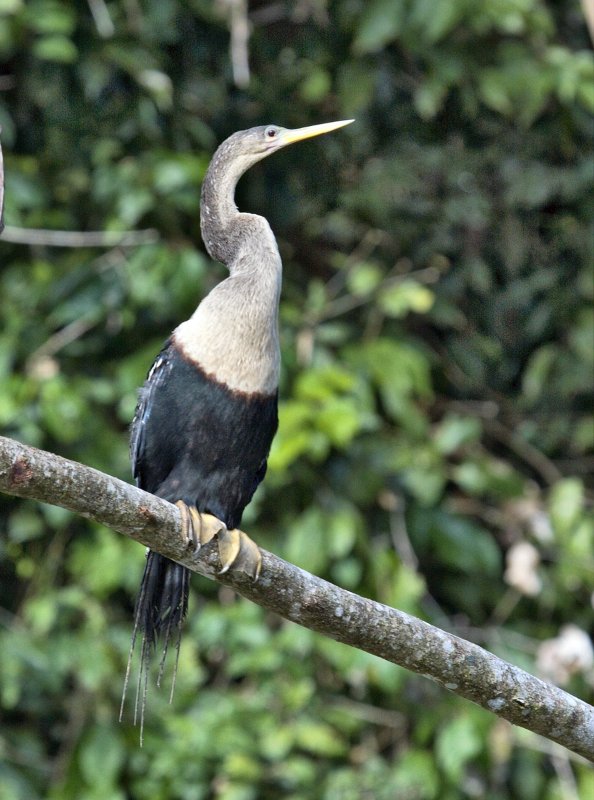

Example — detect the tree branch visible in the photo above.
[0,435,592,762]
[0,128,155,249]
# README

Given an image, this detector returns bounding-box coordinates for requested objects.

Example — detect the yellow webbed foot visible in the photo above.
[175,500,225,553]
[175,501,261,579]
[217,528,262,581]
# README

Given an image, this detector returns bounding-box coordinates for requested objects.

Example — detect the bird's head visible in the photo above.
[200,119,354,263]
[217,119,354,174]
[248,119,354,155]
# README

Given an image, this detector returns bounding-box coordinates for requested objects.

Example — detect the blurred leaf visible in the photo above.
[348,338,432,431]
[435,715,482,781]
[32,35,77,63]
[325,505,360,559]
[393,750,439,798]
[522,345,556,402]
[414,77,449,120]
[353,0,405,54]
[0,0,22,15]
[420,509,502,577]
[294,719,346,756]
[26,1,76,35]
[378,280,435,318]
[382,563,426,613]
[223,752,262,783]
[79,725,125,788]
[296,364,355,402]
[285,508,329,574]
[337,62,376,115]
[316,397,362,446]
[300,67,332,104]
[453,457,524,499]
[8,508,44,543]
[346,262,383,297]
[549,478,585,539]
[434,415,482,455]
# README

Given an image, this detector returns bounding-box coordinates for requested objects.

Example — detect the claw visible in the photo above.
[217,527,242,574]
[218,529,262,580]
[175,501,225,554]
[175,500,193,548]
[175,501,261,580]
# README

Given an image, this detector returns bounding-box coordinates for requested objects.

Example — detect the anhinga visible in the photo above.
[122,119,353,733]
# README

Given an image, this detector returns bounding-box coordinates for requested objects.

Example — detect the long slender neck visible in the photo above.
[199,135,283,311]
[175,135,282,394]
[200,137,253,266]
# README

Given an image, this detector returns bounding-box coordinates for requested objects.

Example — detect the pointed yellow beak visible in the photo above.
[278,119,354,147]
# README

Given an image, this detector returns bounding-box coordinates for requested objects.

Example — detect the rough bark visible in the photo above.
[0,435,592,761]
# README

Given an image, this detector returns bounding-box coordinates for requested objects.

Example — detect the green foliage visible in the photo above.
[1,0,592,797]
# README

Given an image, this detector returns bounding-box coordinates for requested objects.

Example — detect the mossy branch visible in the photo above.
[0,435,592,761]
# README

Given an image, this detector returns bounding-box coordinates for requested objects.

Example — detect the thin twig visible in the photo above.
[86,0,115,37]
[26,318,99,375]
[305,263,441,326]
[218,0,251,88]
[580,0,594,46]
[448,400,562,486]
[0,435,592,762]
[484,418,562,485]
[0,226,159,247]
[322,228,388,302]
[552,747,581,800]
[330,697,406,731]
[384,493,451,628]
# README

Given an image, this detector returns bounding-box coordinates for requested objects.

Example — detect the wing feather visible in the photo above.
[130,345,173,489]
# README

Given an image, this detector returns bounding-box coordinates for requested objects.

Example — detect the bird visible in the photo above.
[121,119,354,738]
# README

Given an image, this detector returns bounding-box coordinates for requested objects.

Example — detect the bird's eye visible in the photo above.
[265,126,278,139]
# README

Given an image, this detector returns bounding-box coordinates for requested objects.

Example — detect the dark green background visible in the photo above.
[0,1,592,797]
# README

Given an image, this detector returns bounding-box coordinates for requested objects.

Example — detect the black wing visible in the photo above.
[130,343,173,491]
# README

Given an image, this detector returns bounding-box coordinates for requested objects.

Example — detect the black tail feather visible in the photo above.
[120,551,190,743]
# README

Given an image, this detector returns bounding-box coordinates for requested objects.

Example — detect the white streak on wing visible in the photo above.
[147,356,164,382]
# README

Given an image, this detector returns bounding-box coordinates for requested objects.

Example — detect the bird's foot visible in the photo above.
[217,528,262,581]
[175,501,262,580]
[175,500,225,554]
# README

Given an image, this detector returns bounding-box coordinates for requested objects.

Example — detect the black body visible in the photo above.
[127,340,277,707]
[132,341,278,526]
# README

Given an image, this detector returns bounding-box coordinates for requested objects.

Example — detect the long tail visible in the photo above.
[120,551,190,743]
